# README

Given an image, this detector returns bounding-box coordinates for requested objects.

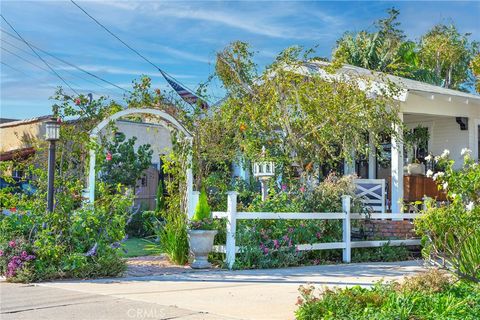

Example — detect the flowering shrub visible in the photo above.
[0,238,36,281]
[416,149,480,282]
[0,182,131,282]
[235,223,303,269]
[295,270,480,319]
[231,173,366,268]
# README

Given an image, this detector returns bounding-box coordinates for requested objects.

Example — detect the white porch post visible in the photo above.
[88,138,97,204]
[368,133,376,179]
[391,112,404,213]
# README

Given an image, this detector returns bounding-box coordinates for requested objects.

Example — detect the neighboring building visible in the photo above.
[0,115,51,161]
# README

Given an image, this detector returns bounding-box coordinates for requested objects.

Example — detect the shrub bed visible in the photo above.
[296,270,480,320]
[0,182,131,282]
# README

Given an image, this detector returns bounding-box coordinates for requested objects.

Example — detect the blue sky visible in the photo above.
[1,1,479,119]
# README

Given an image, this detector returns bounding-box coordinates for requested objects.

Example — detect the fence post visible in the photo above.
[226,191,238,269]
[342,195,351,263]
[187,191,200,220]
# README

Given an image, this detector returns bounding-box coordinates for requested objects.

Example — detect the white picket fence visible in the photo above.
[207,192,421,269]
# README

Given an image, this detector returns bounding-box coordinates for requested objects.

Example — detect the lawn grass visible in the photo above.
[120,238,155,258]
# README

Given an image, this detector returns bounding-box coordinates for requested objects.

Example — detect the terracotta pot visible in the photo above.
[187,230,218,269]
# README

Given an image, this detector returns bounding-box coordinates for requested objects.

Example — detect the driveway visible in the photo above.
[1,260,427,320]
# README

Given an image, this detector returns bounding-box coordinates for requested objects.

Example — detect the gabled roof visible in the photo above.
[308,61,480,102]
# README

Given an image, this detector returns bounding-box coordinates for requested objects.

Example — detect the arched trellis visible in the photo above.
[87,108,195,216]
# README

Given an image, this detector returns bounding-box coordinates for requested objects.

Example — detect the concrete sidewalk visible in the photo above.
[1,260,427,320]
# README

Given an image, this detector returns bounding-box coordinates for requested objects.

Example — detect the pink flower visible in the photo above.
[21,251,28,259]
[106,151,112,161]
[8,240,16,248]
[288,228,294,233]
[299,186,305,193]
[262,247,269,255]
[316,232,322,239]
[74,98,81,105]
[0,250,3,256]
[281,184,287,191]
[273,239,280,249]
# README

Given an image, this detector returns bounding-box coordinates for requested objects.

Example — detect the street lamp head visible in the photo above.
[45,118,60,141]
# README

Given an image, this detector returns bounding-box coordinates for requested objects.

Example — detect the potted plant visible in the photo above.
[404,125,430,175]
[187,188,217,269]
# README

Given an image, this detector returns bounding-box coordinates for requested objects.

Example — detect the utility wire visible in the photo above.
[2,47,51,73]
[1,29,130,95]
[69,0,209,103]
[1,60,121,101]
[2,37,121,94]
[1,60,30,77]
[1,14,80,96]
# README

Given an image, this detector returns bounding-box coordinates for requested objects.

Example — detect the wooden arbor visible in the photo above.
[87,108,194,214]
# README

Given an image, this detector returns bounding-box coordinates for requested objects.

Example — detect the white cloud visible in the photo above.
[56,64,195,79]
[100,1,343,40]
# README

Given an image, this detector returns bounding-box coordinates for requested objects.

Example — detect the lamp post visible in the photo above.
[45,118,60,212]
[253,146,275,201]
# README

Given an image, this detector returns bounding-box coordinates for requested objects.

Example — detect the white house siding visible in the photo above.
[404,114,469,169]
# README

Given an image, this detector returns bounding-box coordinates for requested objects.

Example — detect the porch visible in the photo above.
[351,89,480,213]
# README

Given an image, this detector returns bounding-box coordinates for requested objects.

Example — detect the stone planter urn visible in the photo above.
[187,230,218,269]
[407,163,425,176]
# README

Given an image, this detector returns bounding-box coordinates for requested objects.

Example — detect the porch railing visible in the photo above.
[210,192,420,269]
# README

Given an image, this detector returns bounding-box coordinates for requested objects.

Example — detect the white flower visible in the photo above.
[434,155,440,162]
[426,169,434,177]
[442,182,448,190]
[432,172,444,181]
[441,149,450,159]
[461,148,472,157]
[466,201,474,211]
[425,154,433,162]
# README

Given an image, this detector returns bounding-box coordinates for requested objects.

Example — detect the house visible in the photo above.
[0,115,174,210]
[304,62,480,212]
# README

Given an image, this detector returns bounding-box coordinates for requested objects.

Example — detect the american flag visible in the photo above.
[161,71,208,109]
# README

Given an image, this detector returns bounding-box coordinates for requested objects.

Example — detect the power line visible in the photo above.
[1,29,130,95]
[1,37,118,94]
[1,14,80,96]
[0,58,124,102]
[2,47,52,73]
[1,46,93,94]
[69,0,209,103]
[1,61,30,77]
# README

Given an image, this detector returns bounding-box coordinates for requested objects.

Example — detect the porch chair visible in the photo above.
[354,179,386,213]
